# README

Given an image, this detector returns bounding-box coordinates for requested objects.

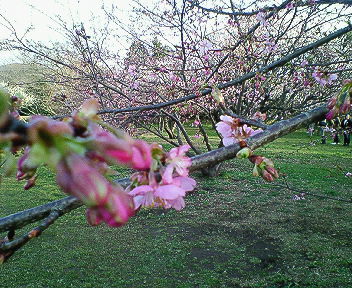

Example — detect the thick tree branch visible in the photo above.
[0,105,328,234]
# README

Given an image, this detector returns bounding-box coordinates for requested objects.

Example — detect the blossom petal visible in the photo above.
[155,184,185,200]
[128,185,153,196]
[174,176,197,192]
[223,137,236,146]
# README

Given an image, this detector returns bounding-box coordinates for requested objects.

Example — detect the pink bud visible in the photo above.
[262,170,274,182]
[326,109,336,121]
[28,116,74,143]
[90,192,134,227]
[56,154,111,206]
[131,140,152,170]
[24,175,37,190]
[249,155,264,165]
[86,208,103,226]
[266,166,279,179]
[80,98,99,118]
[339,96,351,114]
[327,97,337,110]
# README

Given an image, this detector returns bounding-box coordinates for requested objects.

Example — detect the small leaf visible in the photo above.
[211,86,224,104]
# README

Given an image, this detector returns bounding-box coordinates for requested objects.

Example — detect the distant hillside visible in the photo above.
[0,63,47,84]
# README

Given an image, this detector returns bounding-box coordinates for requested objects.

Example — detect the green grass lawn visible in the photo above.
[1,130,352,288]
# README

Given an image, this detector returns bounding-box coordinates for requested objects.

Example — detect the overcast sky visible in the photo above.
[0,0,350,65]
[0,0,134,64]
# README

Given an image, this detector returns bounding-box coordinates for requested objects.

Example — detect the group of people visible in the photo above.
[317,115,352,146]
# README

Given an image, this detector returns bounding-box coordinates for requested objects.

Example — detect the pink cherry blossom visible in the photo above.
[215,115,235,138]
[286,2,295,9]
[128,175,186,210]
[199,39,212,55]
[162,145,192,183]
[300,60,308,67]
[128,65,137,76]
[252,112,267,121]
[193,120,200,127]
[216,116,263,146]
[169,72,179,82]
[312,70,338,86]
[256,12,268,26]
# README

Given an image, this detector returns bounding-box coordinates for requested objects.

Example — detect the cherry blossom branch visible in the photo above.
[0,210,60,253]
[0,177,130,234]
[50,24,352,119]
[205,0,292,82]
[0,104,328,235]
[190,105,328,171]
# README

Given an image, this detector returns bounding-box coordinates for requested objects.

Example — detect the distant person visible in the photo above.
[318,119,327,144]
[341,115,352,146]
[331,117,341,144]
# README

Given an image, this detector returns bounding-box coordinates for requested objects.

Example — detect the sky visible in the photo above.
[0,0,350,65]
[0,0,133,64]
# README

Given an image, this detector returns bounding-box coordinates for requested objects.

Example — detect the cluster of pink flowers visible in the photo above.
[251,111,267,122]
[326,80,351,120]
[198,39,213,55]
[128,145,196,211]
[256,12,268,26]
[216,115,263,146]
[263,38,278,55]
[312,70,338,86]
[286,2,295,9]
[15,99,196,227]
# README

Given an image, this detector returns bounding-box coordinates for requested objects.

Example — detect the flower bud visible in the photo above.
[339,93,351,114]
[327,96,337,110]
[326,109,336,121]
[262,170,274,182]
[56,154,111,206]
[236,147,253,159]
[249,155,264,165]
[28,116,74,144]
[86,208,103,226]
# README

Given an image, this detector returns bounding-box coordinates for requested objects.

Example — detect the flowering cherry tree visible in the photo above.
[0,0,351,263]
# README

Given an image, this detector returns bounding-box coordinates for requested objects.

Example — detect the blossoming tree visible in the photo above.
[0,0,351,263]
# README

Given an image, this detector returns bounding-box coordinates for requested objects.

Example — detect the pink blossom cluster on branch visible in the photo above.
[1,95,196,227]
[312,70,338,87]
[326,80,352,120]
[216,115,263,146]
[216,114,278,182]
[128,144,196,211]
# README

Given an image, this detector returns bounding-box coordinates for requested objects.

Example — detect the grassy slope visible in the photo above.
[0,130,352,288]
[0,63,44,84]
